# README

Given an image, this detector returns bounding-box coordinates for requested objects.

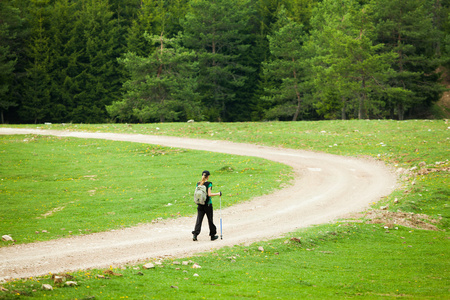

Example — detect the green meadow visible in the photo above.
[0,135,291,245]
[1,120,449,299]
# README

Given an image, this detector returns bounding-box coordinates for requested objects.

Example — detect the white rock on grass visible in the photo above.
[42,284,53,291]
[65,281,77,287]
[2,235,13,241]
[143,263,155,269]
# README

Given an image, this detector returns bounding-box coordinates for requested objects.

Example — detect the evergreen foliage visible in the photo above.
[1,0,448,123]
[108,33,198,122]
[0,0,23,124]
[263,7,311,121]
[181,0,255,121]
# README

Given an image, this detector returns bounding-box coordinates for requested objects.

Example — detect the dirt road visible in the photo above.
[0,128,397,281]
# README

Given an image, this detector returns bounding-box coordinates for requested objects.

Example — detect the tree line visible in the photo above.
[1,0,449,124]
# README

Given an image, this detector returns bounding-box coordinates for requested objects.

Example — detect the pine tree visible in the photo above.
[46,0,78,122]
[20,0,52,124]
[370,0,445,119]
[108,33,199,122]
[309,0,400,119]
[68,0,122,123]
[126,0,189,56]
[181,0,254,121]
[263,7,311,121]
[0,0,23,123]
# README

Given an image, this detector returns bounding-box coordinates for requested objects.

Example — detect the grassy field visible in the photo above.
[0,135,291,245]
[1,120,449,299]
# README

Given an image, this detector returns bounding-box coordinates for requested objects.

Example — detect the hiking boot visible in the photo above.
[211,235,219,241]
[193,234,198,241]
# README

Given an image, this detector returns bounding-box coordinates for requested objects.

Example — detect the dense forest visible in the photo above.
[1,0,449,123]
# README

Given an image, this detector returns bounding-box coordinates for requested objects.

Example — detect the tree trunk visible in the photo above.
[398,103,404,120]
[292,58,301,121]
[358,78,366,119]
[292,88,301,121]
[341,97,346,120]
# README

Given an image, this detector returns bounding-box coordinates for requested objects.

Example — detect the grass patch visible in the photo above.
[0,134,292,245]
[6,119,448,166]
[1,120,449,298]
[1,224,448,299]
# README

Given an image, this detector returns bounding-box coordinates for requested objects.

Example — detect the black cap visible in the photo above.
[202,170,210,176]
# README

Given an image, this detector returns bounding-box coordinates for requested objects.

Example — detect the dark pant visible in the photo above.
[192,204,216,237]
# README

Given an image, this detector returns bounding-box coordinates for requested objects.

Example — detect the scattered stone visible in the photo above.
[154,261,162,265]
[65,281,77,287]
[258,246,264,252]
[97,275,105,279]
[394,198,399,204]
[187,120,195,123]
[53,276,64,284]
[182,261,189,266]
[103,270,122,276]
[1,286,9,292]
[136,272,144,276]
[171,285,179,289]
[2,235,13,242]
[193,273,199,277]
[418,161,426,167]
[42,230,48,233]
[192,263,201,269]
[173,261,181,265]
[42,284,53,291]
[380,205,389,210]
[143,263,155,269]
[290,237,301,243]
[396,167,405,174]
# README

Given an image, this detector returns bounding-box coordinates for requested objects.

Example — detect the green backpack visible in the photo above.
[194,184,207,205]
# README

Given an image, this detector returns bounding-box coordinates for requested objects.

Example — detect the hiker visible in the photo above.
[192,170,222,241]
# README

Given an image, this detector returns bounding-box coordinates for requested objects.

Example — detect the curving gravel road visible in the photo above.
[0,128,397,281]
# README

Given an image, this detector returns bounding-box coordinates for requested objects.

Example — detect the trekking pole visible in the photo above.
[220,193,223,240]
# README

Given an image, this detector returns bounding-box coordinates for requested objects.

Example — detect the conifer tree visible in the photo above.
[108,33,199,122]
[20,0,52,123]
[0,0,23,123]
[370,0,445,119]
[263,7,311,121]
[68,0,122,122]
[309,0,400,119]
[181,0,254,121]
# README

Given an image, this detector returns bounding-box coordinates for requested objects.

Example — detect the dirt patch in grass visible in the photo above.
[356,210,441,231]
[417,166,450,175]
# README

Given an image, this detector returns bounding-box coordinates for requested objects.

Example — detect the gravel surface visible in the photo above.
[0,128,397,281]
